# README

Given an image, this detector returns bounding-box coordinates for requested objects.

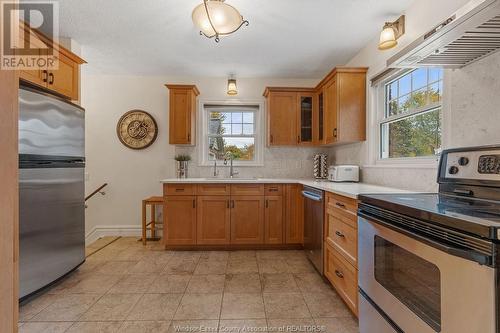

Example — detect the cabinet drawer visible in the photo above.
[231,184,265,196]
[196,184,230,196]
[264,184,283,196]
[324,243,358,315]
[326,193,357,220]
[163,184,196,196]
[326,214,357,266]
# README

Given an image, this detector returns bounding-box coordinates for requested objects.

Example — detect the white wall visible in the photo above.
[331,0,500,192]
[82,74,320,243]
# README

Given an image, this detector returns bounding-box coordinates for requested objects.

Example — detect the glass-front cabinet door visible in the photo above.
[298,93,315,145]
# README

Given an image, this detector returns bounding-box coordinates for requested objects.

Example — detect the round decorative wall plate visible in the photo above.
[116,110,158,150]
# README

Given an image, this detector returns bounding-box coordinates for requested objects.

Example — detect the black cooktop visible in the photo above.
[359,193,500,240]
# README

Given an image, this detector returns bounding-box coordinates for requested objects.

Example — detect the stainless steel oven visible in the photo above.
[358,212,496,333]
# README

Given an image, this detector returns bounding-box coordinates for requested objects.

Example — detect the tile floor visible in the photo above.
[19,237,358,333]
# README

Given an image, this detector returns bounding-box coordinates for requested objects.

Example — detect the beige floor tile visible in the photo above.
[65,274,122,294]
[120,321,171,333]
[127,294,182,321]
[314,317,359,333]
[267,318,316,333]
[149,274,191,293]
[294,273,333,293]
[96,261,138,275]
[263,293,311,319]
[286,258,316,273]
[164,258,198,275]
[79,293,141,321]
[113,249,150,261]
[171,251,203,261]
[75,260,107,275]
[31,294,101,321]
[19,293,59,321]
[200,251,229,262]
[194,259,227,275]
[219,319,267,333]
[167,320,218,333]
[108,273,156,294]
[228,251,256,261]
[226,259,259,274]
[258,259,290,274]
[186,274,225,294]
[128,259,167,274]
[261,273,299,293]
[89,248,125,261]
[65,321,123,333]
[221,293,265,319]
[256,250,289,260]
[19,322,73,333]
[174,293,223,320]
[45,274,83,295]
[303,292,351,318]
[224,273,262,293]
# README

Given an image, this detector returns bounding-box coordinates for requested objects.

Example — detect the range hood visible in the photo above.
[388,0,500,68]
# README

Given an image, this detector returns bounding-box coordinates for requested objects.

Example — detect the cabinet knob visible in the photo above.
[48,73,54,85]
[42,70,48,82]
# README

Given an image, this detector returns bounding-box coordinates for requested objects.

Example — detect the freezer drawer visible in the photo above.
[19,167,85,299]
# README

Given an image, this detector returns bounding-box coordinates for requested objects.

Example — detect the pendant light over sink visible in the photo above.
[192,0,249,42]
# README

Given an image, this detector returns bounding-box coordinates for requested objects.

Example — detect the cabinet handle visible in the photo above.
[335,231,345,238]
[297,135,300,144]
[187,133,191,142]
[42,70,48,82]
[335,270,344,279]
[270,135,274,143]
[48,72,54,85]
[175,188,185,192]
[265,199,269,208]
[231,200,235,209]
[227,200,230,209]
[335,202,346,209]
[269,188,278,192]
[192,199,196,208]
[333,128,337,138]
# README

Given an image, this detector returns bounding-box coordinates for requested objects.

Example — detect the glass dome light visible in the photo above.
[227,78,237,95]
[378,24,397,50]
[192,0,249,42]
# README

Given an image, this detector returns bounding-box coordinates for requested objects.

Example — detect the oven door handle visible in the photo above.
[358,211,492,266]
[301,191,322,202]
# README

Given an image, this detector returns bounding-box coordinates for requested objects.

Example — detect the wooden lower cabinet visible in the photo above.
[196,196,231,245]
[285,184,304,244]
[264,196,284,244]
[230,196,265,244]
[324,242,358,315]
[164,196,196,245]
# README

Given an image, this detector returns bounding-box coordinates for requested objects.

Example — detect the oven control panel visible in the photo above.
[442,148,500,181]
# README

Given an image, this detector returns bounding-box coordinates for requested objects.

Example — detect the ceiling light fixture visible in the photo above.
[227,77,238,95]
[192,0,249,42]
[378,15,405,51]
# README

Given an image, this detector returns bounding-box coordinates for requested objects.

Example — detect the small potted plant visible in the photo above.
[174,155,191,178]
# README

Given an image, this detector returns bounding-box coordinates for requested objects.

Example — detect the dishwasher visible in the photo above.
[302,186,324,274]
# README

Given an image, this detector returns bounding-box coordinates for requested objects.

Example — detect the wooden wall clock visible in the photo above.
[116,110,158,149]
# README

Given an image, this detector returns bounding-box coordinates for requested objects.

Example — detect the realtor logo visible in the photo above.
[1,0,59,70]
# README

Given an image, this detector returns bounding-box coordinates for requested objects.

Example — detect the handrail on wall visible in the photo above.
[85,183,108,201]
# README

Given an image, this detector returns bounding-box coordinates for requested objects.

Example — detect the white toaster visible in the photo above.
[328,165,360,182]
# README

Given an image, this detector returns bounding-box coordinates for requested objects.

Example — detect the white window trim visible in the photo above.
[198,99,265,167]
[367,68,451,169]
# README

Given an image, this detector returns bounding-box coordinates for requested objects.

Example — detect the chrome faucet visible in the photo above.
[213,159,219,177]
[224,154,239,178]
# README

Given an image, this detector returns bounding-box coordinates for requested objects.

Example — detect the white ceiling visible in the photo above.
[49,0,413,78]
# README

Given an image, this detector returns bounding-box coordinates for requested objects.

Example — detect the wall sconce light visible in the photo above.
[378,15,405,50]
[227,77,237,95]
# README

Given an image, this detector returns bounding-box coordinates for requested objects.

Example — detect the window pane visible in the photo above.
[397,95,411,114]
[208,137,255,161]
[399,74,411,96]
[429,68,442,83]
[387,81,398,102]
[412,68,427,90]
[208,113,224,135]
[243,124,254,135]
[429,82,442,102]
[232,123,242,135]
[221,112,231,123]
[231,112,243,123]
[243,112,254,123]
[381,108,442,158]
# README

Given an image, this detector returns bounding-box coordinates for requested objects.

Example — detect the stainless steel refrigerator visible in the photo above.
[19,86,85,300]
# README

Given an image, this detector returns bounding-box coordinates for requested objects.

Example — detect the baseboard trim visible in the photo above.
[85,225,142,246]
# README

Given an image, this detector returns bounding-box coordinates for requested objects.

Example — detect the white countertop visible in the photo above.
[160,178,413,199]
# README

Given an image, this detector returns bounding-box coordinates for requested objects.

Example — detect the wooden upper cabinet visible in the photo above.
[164,196,197,245]
[297,92,316,146]
[230,196,265,244]
[166,84,199,145]
[318,68,368,145]
[17,22,85,101]
[265,90,298,146]
[196,196,231,245]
